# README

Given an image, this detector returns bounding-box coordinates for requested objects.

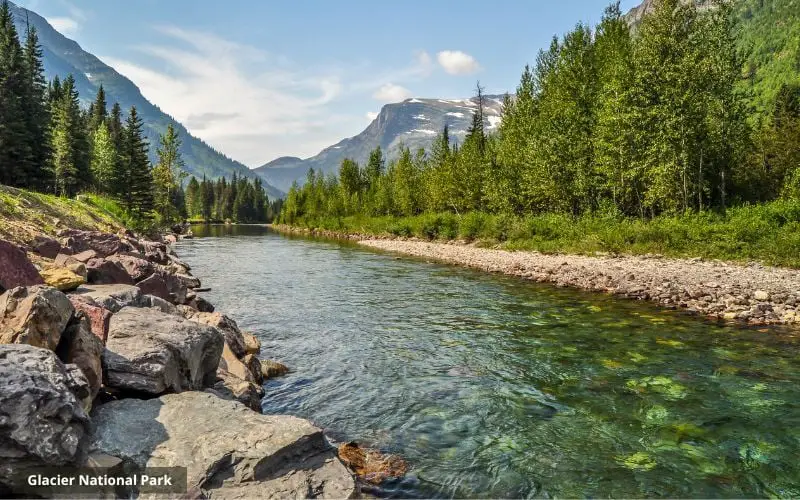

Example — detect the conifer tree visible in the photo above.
[120,106,153,215]
[185,176,201,218]
[0,1,30,186]
[21,20,50,190]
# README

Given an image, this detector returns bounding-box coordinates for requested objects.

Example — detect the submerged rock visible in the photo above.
[103,307,223,395]
[260,359,290,380]
[90,391,356,498]
[337,442,409,485]
[0,285,73,350]
[0,345,91,493]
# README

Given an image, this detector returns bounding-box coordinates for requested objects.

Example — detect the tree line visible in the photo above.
[281,0,800,224]
[184,173,279,223]
[0,1,275,225]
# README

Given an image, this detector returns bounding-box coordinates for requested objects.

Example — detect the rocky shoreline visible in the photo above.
[0,227,361,498]
[358,239,800,326]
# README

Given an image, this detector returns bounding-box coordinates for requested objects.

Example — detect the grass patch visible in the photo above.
[287,199,800,268]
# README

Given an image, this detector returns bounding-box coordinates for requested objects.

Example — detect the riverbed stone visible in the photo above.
[754,290,770,301]
[0,344,91,494]
[260,359,290,380]
[0,285,73,350]
[103,307,223,395]
[40,267,85,292]
[56,314,104,407]
[0,240,45,292]
[89,391,356,498]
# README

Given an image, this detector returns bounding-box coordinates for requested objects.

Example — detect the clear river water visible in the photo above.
[179,224,800,498]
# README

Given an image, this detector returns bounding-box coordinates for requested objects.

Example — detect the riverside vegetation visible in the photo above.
[279,0,800,266]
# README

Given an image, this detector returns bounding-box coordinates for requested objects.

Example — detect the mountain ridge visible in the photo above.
[7,1,283,199]
[255,96,504,192]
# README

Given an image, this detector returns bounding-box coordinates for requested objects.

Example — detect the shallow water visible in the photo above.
[179,225,800,498]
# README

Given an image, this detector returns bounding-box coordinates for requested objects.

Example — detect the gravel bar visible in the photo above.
[359,239,800,326]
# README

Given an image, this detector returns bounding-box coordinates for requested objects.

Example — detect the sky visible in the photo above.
[16,0,641,168]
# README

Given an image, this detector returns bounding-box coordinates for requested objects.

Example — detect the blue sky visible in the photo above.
[16,0,640,167]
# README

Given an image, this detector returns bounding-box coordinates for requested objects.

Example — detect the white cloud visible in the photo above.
[100,26,364,165]
[437,50,480,75]
[372,83,412,102]
[365,111,379,121]
[47,16,79,35]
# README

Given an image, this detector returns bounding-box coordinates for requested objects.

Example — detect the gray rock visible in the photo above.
[175,272,201,290]
[211,368,264,412]
[136,273,171,303]
[106,254,155,282]
[0,285,74,350]
[103,307,223,395]
[142,294,178,315]
[0,345,90,493]
[59,230,134,258]
[70,284,147,313]
[90,392,355,498]
[179,308,247,358]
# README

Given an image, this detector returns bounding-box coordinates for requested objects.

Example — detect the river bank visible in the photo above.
[0,189,364,497]
[271,224,800,326]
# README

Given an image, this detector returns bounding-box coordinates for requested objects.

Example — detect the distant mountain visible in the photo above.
[7,1,283,199]
[255,96,505,192]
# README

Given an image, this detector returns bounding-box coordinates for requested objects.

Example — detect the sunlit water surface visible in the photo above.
[179,225,800,498]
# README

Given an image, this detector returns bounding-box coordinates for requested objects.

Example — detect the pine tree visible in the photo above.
[185,176,201,218]
[21,20,50,191]
[58,75,91,193]
[120,106,153,216]
[0,0,30,186]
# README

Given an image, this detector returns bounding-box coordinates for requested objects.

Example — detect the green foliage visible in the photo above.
[182,173,273,223]
[152,123,186,224]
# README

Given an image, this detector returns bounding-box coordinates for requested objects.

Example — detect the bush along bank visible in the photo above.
[0,228,358,498]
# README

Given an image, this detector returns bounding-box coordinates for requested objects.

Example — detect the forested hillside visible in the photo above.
[5,0,282,199]
[279,0,800,263]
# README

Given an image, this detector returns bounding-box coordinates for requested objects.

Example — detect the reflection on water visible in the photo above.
[180,225,800,498]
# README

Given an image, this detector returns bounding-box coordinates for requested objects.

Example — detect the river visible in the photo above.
[178,225,800,498]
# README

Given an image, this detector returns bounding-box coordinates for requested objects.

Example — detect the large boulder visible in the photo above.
[30,235,63,259]
[0,345,91,494]
[70,284,147,313]
[106,254,155,282]
[40,267,85,292]
[180,308,247,358]
[89,392,356,498]
[0,286,73,350]
[0,240,44,292]
[86,258,135,285]
[211,369,264,412]
[68,296,112,344]
[103,307,223,395]
[175,273,201,290]
[59,230,135,258]
[136,273,171,303]
[56,314,104,406]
